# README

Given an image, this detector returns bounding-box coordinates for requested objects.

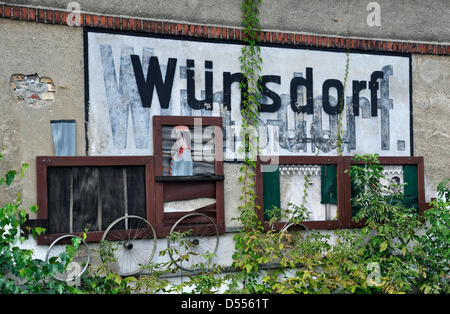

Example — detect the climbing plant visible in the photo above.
[230,0,265,292]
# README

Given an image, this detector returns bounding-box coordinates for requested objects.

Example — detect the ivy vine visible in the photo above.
[237,0,263,231]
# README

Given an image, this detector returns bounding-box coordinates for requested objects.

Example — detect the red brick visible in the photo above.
[221,27,227,39]
[182,24,188,35]
[4,5,11,18]
[143,20,149,31]
[170,23,176,35]
[20,7,28,21]
[119,17,126,29]
[98,16,105,28]
[216,27,221,38]
[289,33,294,44]
[277,32,283,43]
[53,10,61,24]
[188,24,194,36]
[235,29,241,41]
[415,44,422,54]
[38,9,45,22]
[61,12,68,25]
[305,35,310,45]
[92,15,99,27]
[28,7,37,21]
[210,27,217,38]
[107,16,113,29]
[84,14,91,27]
[12,6,20,19]
[316,36,322,47]
[356,39,362,49]
[333,37,338,47]
[229,28,235,40]
[175,23,181,35]
[136,19,142,31]
[114,17,122,29]
[161,21,168,34]
[129,18,136,30]
[45,10,53,23]
[156,21,162,33]
[209,26,217,38]
[77,13,84,26]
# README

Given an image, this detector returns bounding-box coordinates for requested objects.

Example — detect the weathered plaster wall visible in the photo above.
[412,54,450,200]
[0,18,84,214]
[0,12,448,268]
[5,0,450,43]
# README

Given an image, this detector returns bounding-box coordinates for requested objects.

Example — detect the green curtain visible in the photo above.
[262,165,280,221]
[402,164,419,211]
[320,165,338,204]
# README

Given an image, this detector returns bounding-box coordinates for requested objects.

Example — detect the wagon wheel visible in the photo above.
[45,234,90,282]
[167,213,219,272]
[279,222,310,254]
[101,215,157,276]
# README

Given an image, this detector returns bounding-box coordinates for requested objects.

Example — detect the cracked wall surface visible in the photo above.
[0,19,85,215]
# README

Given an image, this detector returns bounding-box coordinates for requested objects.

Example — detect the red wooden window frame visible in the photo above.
[152,115,225,237]
[35,156,156,245]
[256,155,427,230]
[343,156,426,228]
[256,156,346,231]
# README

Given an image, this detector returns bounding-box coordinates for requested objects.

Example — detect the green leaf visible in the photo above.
[5,170,17,186]
[380,242,388,253]
[20,163,29,178]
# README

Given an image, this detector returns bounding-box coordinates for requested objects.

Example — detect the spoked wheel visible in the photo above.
[280,222,310,254]
[282,222,309,233]
[45,234,90,282]
[101,215,157,276]
[167,213,219,272]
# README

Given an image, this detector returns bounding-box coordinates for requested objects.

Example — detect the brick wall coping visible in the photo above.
[0,2,448,56]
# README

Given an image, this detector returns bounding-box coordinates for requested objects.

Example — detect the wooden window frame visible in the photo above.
[35,156,155,245]
[152,115,225,237]
[256,155,427,231]
[343,156,426,228]
[256,156,346,231]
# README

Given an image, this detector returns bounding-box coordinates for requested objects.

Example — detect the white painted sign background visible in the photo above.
[86,30,411,158]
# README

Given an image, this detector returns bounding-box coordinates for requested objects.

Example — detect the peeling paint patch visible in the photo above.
[10,73,56,106]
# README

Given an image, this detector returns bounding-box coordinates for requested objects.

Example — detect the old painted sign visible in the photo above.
[85,30,412,159]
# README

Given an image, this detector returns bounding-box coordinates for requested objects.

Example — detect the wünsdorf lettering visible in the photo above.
[89,33,411,158]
